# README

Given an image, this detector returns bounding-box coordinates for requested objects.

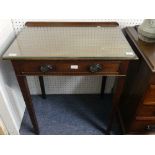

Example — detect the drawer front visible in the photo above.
[150,75,155,85]
[12,60,124,76]
[130,119,155,134]
[137,105,155,117]
[143,85,155,105]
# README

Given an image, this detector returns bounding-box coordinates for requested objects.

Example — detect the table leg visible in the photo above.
[17,76,40,134]
[106,76,126,134]
[39,76,46,99]
[100,76,107,97]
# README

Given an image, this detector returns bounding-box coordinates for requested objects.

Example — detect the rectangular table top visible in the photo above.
[2,23,137,60]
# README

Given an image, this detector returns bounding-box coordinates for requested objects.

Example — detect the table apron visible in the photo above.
[11,60,129,76]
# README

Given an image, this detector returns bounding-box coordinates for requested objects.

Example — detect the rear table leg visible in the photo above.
[100,76,107,97]
[39,76,46,99]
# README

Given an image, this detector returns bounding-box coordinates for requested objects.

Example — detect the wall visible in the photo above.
[0,20,25,134]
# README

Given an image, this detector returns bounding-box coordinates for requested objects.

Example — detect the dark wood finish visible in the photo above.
[12,60,124,76]
[12,59,129,134]
[106,61,129,134]
[25,22,119,27]
[120,26,155,134]
[39,76,46,99]
[117,107,126,134]
[136,105,155,117]
[106,76,127,134]
[125,27,155,72]
[16,76,39,134]
[6,22,134,134]
[100,77,107,96]
[130,119,155,134]
[143,85,155,105]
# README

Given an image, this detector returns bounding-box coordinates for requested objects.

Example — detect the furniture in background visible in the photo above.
[2,22,137,134]
[119,26,155,134]
[138,19,155,43]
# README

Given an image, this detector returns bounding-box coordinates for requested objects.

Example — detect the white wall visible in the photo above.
[0,20,25,134]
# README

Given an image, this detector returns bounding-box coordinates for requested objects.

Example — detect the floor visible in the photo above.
[20,94,122,135]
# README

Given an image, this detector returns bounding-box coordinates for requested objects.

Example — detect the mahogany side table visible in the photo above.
[2,22,137,134]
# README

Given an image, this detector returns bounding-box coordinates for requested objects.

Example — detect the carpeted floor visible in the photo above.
[20,94,122,135]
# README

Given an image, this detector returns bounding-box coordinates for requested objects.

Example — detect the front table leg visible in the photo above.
[17,76,40,134]
[106,76,126,134]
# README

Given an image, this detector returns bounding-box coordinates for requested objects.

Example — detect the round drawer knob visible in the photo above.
[40,64,53,72]
[89,64,102,73]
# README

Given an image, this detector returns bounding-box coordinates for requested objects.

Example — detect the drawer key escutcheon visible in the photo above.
[89,64,102,73]
[40,64,53,73]
[145,125,155,131]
